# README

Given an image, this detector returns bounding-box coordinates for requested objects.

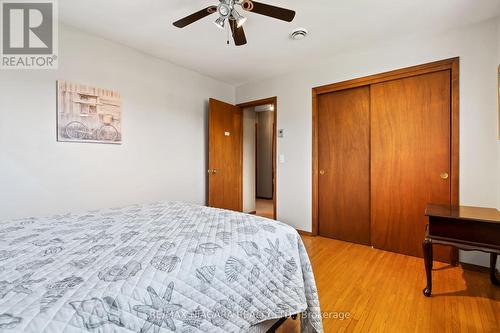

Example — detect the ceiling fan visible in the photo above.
[173,0,296,46]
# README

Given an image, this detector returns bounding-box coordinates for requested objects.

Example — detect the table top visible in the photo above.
[425,204,500,224]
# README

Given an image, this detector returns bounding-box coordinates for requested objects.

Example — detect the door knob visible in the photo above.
[319,170,325,175]
[440,172,449,180]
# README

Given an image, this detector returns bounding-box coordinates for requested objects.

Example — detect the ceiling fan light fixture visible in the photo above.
[232,10,247,28]
[217,3,231,18]
[236,16,247,28]
[172,0,296,47]
[214,17,226,29]
[241,0,254,11]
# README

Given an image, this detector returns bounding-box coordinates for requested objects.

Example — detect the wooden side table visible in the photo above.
[423,204,500,297]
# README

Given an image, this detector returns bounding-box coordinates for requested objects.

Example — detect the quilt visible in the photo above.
[0,202,323,332]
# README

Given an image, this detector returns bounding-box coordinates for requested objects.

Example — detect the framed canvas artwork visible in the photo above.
[57,81,122,144]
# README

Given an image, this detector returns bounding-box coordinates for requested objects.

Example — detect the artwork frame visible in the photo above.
[57,81,122,144]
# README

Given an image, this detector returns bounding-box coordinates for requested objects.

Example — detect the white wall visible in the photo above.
[0,24,234,220]
[236,17,500,268]
[243,108,256,213]
[497,17,500,212]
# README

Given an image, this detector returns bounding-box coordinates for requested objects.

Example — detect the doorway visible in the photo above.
[239,98,277,220]
[207,97,277,220]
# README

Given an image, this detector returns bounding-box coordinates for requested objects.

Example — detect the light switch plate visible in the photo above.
[279,154,285,164]
[278,129,284,138]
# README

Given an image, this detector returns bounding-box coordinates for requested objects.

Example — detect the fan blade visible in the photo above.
[229,18,247,46]
[242,1,295,22]
[173,6,217,28]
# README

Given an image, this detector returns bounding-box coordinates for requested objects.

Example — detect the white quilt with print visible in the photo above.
[0,202,322,332]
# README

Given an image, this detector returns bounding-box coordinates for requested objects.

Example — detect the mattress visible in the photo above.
[0,201,322,332]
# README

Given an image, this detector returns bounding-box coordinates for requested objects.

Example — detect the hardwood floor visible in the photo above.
[256,198,274,219]
[278,236,500,333]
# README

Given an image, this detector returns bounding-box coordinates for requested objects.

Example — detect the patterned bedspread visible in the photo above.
[0,202,323,332]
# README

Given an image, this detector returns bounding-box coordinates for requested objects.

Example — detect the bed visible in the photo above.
[0,201,323,332]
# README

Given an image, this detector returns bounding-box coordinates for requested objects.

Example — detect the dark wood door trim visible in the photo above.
[312,58,460,242]
[238,97,277,109]
[313,58,459,94]
[237,97,278,220]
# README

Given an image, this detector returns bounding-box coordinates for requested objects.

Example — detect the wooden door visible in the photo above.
[208,98,243,211]
[371,70,453,260]
[318,86,371,245]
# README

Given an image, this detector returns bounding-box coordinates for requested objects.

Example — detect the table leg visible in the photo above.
[423,238,433,297]
[491,253,499,286]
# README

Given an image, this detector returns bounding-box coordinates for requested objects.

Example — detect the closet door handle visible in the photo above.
[319,169,325,176]
[440,172,449,180]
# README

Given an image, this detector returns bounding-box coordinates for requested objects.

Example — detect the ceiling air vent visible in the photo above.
[290,28,308,40]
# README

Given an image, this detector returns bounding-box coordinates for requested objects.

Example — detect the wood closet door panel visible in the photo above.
[371,70,452,259]
[318,86,370,245]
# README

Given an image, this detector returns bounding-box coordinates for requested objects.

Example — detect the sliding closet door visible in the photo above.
[318,87,370,245]
[371,71,452,259]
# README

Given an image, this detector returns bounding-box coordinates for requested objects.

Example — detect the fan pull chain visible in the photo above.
[226,24,230,45]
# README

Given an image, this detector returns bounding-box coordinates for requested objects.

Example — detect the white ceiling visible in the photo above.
[60,0,500,86]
